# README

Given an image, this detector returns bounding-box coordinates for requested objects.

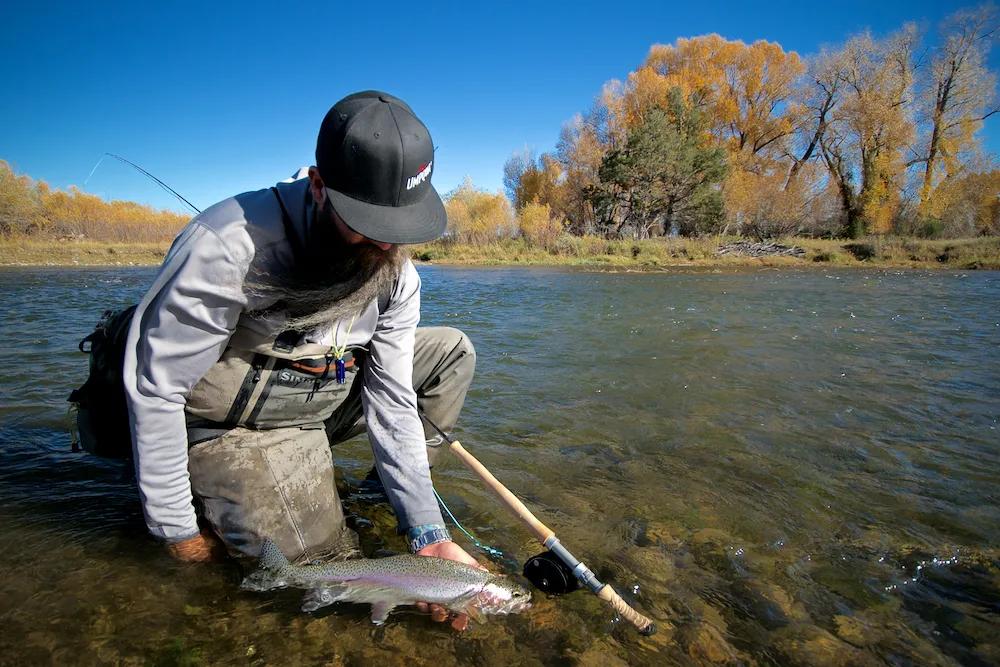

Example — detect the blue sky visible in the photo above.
[1,0,994,213]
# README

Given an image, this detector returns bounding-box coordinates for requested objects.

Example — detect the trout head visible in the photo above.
[473,575,532,616]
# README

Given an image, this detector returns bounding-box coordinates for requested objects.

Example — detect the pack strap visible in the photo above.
[271,186,304,261]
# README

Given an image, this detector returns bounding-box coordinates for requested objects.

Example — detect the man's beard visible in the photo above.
[248,202,405,333]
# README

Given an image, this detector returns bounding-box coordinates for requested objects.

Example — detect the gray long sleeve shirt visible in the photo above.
[123,173,443,543]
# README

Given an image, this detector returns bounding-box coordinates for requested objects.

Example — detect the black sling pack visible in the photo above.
[68,188,303,458]
[68,305,138,458]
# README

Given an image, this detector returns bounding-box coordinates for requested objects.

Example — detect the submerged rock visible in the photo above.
[572,640,631,667]
[686,622,746,664]
[746,581,810,626]
[691,528,733,547]
[677,598,754,665]
[644,520,683,547]
[833,614,879,647]
[774,625,875,667]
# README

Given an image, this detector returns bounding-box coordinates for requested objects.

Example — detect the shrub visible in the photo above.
[444,178,515,244]
[517,201,562,249]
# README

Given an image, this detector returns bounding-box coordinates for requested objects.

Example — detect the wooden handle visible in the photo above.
[598,584,657,635]
[447,440,554,544]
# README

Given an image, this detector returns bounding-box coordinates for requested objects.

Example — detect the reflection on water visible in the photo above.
[0,266,998,665]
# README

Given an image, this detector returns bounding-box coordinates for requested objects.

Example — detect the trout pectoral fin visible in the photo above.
[464,605,486,624]
[301,586,347,613]
[369,601,395,625]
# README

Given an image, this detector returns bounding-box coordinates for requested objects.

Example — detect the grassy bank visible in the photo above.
[412,236,1000,271]
[2,235,999,270]
[0,238,171,266]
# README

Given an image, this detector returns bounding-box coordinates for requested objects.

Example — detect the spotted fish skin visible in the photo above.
[241,539,531,625]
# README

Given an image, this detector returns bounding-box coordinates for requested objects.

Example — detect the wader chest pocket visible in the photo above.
[186,348,362,429]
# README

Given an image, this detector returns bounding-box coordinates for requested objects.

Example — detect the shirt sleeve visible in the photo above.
[123,222,249,542]
[361,260,445,532]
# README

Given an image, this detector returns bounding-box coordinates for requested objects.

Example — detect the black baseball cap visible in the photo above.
[315,91,446,244]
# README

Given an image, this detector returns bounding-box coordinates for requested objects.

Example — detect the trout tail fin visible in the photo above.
[241,538,292,592]
[259,538,291,572]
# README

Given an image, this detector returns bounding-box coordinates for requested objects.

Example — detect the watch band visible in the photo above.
[408,526,452,553]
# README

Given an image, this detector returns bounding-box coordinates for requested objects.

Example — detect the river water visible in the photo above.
[0,265,997,666]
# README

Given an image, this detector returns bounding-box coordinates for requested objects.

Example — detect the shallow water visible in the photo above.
[0,265,998,666]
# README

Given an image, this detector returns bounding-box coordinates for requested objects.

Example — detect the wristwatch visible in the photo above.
[408,524,452,553]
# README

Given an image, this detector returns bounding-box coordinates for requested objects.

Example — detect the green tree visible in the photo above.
[588,89,728,237]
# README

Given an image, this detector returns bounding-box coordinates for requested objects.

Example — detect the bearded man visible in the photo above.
[123,92,479,593]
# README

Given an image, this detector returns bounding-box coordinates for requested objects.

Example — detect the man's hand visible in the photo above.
[416,540,486,631]
[165,530,227,563]
[417,540,484,568]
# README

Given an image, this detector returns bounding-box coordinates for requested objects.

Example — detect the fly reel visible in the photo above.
[523,551,580,594]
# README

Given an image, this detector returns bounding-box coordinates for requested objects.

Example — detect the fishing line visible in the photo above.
[433,487,517,569]
[83,154,106,188]
[86,152,202,215]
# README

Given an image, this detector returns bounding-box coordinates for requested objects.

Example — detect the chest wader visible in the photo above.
[183,187,372,561]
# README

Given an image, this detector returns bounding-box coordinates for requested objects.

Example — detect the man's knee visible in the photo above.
[189,427,355,561]
[415,326,476,374]
[444,327,476,372]
[455,328,476,361]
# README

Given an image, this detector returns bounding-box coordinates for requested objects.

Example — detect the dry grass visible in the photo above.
[0,238,170,266]
[2,235,998,270]
[413,235,1000,270]
[794,236,1000,269]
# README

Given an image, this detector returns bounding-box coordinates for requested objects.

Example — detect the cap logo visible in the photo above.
[406,161,432,190]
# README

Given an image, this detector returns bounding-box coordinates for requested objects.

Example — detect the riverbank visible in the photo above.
[2,236,999,269]
[0,239,171,266]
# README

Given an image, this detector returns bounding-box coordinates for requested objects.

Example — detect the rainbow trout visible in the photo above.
[241,540,531,625]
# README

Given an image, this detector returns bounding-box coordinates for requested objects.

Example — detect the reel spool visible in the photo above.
[523,551,580,594]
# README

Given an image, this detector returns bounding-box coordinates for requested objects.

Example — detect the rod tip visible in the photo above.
[639,623,657,636]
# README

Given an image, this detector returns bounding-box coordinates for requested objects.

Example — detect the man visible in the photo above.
[123,92,481,608]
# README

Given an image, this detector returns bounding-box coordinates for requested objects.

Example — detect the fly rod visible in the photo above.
[422,414,657,636]
[86,153,202,215]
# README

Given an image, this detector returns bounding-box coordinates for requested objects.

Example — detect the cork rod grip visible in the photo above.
[447,440,554,544]
[597,584,657,635]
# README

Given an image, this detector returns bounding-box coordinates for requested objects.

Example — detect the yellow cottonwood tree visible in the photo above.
[917,5,999,205]
[555,114,605,235]
[640,35,805,164]
[0,160,187,241]
[820,27,917,236]
[922,168,1000,236]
